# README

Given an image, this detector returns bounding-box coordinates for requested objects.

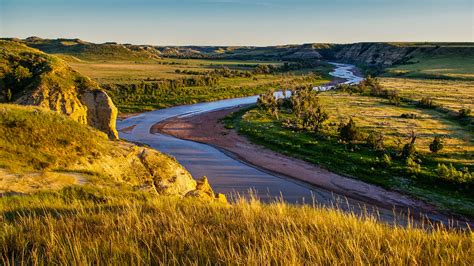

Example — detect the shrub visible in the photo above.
[366,131,385,150]
[400,113,417,119]
[339,118,363,142]
[401,135,417,159]
[385,90,401,106]
[382,154,392,167]
[254,64,272,74]
[458,108,471,118]
[335,83,364,94]
[418,97,435,108]
[13,65,32,82]
[429,136,444,153]
[361,76,382,95]
[436,163,473,184]
[257,90,279,118]
[300,106,329,133]
[289,86,318,116]
[406,157,421,175]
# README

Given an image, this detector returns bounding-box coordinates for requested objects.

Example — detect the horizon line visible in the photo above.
[3,36,474,48]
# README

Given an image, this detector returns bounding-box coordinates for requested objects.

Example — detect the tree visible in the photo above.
[257,90,279,118]
[339,118,362,142]
[429,136,444,153]
[366,131,385,150]
[401,133,417,159]
[254,64,271,74]
[301,105,329,133]
[14,65,32,82]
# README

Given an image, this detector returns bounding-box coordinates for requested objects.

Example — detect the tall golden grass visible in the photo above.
[1,186,472,265]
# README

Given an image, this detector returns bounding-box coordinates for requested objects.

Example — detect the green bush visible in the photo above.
[436,163,473,184]
[257,90,279,118]
[385,90,401,106]
[429,136,444,153]
[417,97,436,108]
[339,118,363,142]
[382,154,392,167]
[13,65,33,82]
[458,108,471,118]
[400,113,417,119]
[366,131,385,150]
[300,106,329,133]
[406,157,421,175]
[401,136,417,159]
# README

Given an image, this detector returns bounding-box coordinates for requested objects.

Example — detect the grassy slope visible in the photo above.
[0,105,109,173]
[383,50,474,80]
[319,92,473,158]
[0,104,197,195]
[0,40,101,116]
[17,38,161,62]
[2,181,473,264]
[0,41,87,96]
[380,78,474,114]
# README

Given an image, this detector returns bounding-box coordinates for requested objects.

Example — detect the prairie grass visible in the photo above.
[319,92,473,158]
[67,58,285,84]
[385,56,474,80]
[0,104,110,173]
[1,185,473,265]
[380,78,474,113]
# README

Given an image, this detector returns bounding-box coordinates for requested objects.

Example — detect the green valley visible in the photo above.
[0,32,473,265]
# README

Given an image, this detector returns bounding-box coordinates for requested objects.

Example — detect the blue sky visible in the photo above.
[1,0,472,45]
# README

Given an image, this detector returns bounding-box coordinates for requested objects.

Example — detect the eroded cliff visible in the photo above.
[0,40,118,139]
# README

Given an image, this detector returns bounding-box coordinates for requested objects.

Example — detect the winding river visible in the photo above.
[117,63,449,224]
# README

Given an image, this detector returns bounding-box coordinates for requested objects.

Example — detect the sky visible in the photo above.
[1,0,473,46]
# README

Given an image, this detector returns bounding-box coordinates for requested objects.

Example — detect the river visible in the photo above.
[116,63,449,224]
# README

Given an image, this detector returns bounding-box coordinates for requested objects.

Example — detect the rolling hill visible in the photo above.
[0,40,119,138]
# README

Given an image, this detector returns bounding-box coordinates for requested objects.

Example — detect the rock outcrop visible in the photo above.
[69,141,225,202]
[186,176,227,203]
[81,89,118,139]
[0,40,119,139]
[334,43,413,66]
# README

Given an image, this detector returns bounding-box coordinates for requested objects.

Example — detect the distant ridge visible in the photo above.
[5,37,473,69]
